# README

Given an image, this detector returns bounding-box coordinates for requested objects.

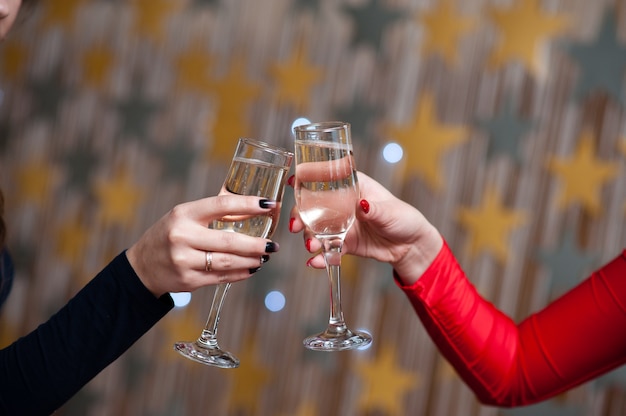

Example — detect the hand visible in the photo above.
[126,196,279,297]
[289,171,443,285]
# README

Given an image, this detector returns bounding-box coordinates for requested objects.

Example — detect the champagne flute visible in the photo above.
[293,121,372,351]
[174,138,293,368]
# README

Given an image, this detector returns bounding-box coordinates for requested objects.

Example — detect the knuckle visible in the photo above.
[168,203,187,220]
[218,254,234,269]
[213,195,231,211]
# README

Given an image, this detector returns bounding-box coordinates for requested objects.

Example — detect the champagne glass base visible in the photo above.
[173,341,240,368]
[303,329,372,351]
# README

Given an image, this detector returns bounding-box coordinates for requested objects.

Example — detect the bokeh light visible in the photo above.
[291,117,311,135]
[382,142,403,164]
[171,292,192,308]
[264,290,286,312]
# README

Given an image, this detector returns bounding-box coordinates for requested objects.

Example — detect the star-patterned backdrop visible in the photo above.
[0,0,625,415]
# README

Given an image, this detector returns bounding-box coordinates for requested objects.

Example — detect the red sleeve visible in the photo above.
[396,241,626,407]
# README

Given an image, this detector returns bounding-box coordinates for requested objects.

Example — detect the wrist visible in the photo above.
[125,246,162,299]
[391,225,443,286]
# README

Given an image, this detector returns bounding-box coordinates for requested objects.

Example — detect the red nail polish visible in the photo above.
[305,238,312,251]
[306,258,313,267]
[360,199,370,214]
[287,175,295,187]
[289,217,295,232]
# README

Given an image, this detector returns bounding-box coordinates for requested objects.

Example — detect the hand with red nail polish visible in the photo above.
[289,171,442,279]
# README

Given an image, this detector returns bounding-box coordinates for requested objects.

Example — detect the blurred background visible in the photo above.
[0,0,625,415]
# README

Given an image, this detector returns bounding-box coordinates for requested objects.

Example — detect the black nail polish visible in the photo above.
[249,267,261,274]
[259,199,276,209]
[265,242,279,253]
[261,255,270,263]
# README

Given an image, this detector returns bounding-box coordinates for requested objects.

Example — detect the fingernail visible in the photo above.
[261,255,270,263]
[265,242,279,253]
[359,199,370,214]
[306,258,314,267]
[259,199,276,209]
[287,175,295,187]
[289,217,295,232]
[305,238,312,251]
[249,267,261,274]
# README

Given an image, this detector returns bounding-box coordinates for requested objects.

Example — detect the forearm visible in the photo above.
[0,251,174,415]
[396,242,626,406]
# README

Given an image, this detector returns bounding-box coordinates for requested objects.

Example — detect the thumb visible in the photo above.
[355,199,378,223]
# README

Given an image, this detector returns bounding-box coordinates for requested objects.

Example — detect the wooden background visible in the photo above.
[0,0,625,415]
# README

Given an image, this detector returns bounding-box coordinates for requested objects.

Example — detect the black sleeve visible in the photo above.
[0,251,174,415]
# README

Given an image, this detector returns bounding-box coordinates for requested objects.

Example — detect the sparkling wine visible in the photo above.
[295,140,359,237]
[212,156,289,238]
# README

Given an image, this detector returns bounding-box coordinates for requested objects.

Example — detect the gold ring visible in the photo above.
[205,251,213,272]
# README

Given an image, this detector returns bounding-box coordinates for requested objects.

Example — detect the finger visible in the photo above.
[304,233,321,252]
[198,229,279,257]
[199,250,270,273]
[295,154,355,183]
[179,267,262,290]
[178,195,277,223]
[288,212,306,233]
[306,254,325,269]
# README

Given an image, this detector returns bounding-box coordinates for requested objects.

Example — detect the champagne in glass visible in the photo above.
[174,138,293,368]
[294,121,372,351]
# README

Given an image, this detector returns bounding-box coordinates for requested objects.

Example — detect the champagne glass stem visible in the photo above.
[321,237,348,335]
[197,282,231,347]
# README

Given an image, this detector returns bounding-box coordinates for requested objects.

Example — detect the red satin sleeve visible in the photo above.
[396,241,626,407]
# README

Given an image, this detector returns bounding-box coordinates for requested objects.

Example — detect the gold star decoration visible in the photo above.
[268,43,323,111]
[175,42,214,94]
[55,217,90,265]
[0,41,28,80]
[41,0,84,29]
[340,254,359,285]
[457,187,527,262]
[15,159,60,205]
[418,0,477,66]
[386,92,467,191]
[355,344,420,416]
[280,401,318,416]
[81,45,115,90]
[434,357,458,384]
[227,339,272,414]
[207,57,262,161]
[546,131,619,216]
[131,0,184,42]
[93,170,143,226]
[488,0,568,76]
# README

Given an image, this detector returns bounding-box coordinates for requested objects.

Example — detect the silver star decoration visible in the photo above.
[150,135,197,183]
[477,99,533,164]
[29,67,70,120]
[59,138,100,192]
[335,97,382,145]
[536,230,597,297]
[293,0,322,13]
[115,83,161,144]
[342,0,405,51]
[566,9,626,105]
